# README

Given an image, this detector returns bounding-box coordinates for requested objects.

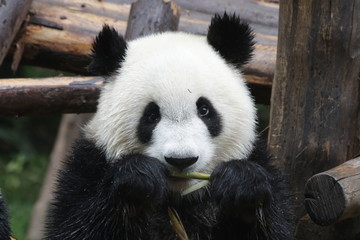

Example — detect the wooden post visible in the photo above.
[125,0,180,40]
[268,0,360,239]
[304,157,360,226]
[0,0,33,65]
[26,1,180,239]
[26,114,92,240]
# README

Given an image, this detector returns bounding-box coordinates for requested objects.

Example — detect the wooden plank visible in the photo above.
[267,1,360,239]
[304,157,360,226]
[0,0,33,64]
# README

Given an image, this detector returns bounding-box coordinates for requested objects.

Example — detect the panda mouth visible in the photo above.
[167,171,211,195]
[168,171,210,180]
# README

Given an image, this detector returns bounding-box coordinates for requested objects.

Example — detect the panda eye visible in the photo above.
[142,102,161,124]
[146,112,160,124]
[196,97,222,137]
[138,102,161,143]
[198,105,210,117]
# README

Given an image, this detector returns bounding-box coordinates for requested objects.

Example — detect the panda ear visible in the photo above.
[207,13,255,67]
[87,25,127,76]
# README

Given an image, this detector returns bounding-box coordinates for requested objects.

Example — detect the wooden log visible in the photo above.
[0,74,270,117]
[267,1,360,239]
[0,77,103,116]
[175,0,279,31]
[0,0,33,64]
[304,157,360,226]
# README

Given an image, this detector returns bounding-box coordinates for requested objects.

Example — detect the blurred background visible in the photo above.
[0,64,64,239]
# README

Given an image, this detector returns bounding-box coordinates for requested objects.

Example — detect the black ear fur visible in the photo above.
[87,25,127,76]
[207,13,255,67]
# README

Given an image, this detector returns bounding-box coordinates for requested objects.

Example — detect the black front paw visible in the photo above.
[210,160,272,214]
[106,154,168,207]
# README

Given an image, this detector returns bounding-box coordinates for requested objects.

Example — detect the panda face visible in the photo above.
[140,97,219,171]
[86,14,257,191]
[139,96,220,190]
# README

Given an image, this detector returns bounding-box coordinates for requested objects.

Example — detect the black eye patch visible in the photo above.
[196,97,222,137]
[137,102,161,143]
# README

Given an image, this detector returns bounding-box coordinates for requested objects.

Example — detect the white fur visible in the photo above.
[85,32,257,191]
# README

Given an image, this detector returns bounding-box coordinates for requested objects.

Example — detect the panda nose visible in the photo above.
[164,156,198,170]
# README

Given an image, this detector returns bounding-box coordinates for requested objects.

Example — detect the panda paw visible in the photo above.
[106,154,169,208]
[210,160,272,216]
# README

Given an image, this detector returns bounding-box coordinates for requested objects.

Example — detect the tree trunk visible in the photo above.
[268,0,360,239]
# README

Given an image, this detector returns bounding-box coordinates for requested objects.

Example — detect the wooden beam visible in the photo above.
[304,157,360,226]
[0,77,102,116]
[0,0,33,64]
[267,1,360,239]
[0,74,270,117]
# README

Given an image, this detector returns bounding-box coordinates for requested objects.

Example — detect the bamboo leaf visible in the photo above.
[170,171,210,180]
[181,180,209,196]
[168,207,189,240]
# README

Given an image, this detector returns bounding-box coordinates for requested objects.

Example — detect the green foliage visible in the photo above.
[0,62,73,239]
[0,115,61,239]
[0,63,66,239]
[0,153,48,240]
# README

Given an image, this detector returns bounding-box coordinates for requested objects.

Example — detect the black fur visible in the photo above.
[87,25,127,76]
[45,139,294,240]
[207,13,255,67]
[137,102,161,143]
[44,139,168,240]
[0,195,11,240]
[211,141,294,239]
[196,97,222,137]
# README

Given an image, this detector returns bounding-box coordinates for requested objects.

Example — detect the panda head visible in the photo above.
[85,13,257,191]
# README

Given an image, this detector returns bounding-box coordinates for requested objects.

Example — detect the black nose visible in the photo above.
[164,156,198,170]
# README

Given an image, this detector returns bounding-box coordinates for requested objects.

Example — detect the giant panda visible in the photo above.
[0,194,11,240]
[45,13,294,240]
